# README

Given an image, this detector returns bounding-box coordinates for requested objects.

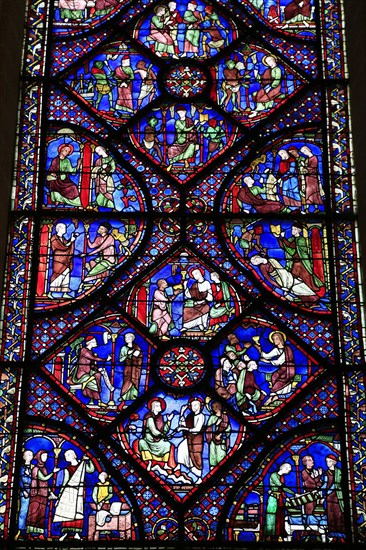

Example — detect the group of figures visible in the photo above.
[226,141,325,214]
[231,439,345,542]
[46,326,147,413]
[129,257,239,338]
[17,437,133,541]
[135,1,237,59]
[215,327,311,415]
[124,395,241,486]
[55,0,122,23]
[54,0,315,36]
[133,105,234,174]
[226,220,328,309]
[216,46,300,121]
[45,133,145,210]
[66,48,160,117]
[36,218,143,303]
[247,0,315,34]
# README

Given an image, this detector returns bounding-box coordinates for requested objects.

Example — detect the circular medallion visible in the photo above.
[157,345,205,388]
[165,64,208,98]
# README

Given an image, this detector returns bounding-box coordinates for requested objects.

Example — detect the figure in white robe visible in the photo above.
[53,450,95,541]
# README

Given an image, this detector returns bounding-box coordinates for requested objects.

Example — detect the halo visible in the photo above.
[147,397,166,412]
[58,143,74,155]
[262,55,277,67]
[269,330,286,344]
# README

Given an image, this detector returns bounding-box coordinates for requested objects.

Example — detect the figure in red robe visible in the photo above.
[49,222,76,297]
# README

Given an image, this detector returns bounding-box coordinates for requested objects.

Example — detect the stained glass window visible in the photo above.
[0,0,365,545]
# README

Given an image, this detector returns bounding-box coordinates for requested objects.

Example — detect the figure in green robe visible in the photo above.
[138,398,174,471]
[264,462,295,540]
[279,223,325,294]
[183,1,202,55]
[167,106,198,170]
[206,401,230,468]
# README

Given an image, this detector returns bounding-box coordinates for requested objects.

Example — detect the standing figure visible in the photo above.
[47,143,82,207]
[301,455,323,515]
[277,148,302,207]
[221,59,244,112]
[54,450,95,541]
[83,222,117,284]
[138,398,174,471]
[182,267,213,332]
[215,356,238,408]
[206,401,230,469]
[279,222,325,294]
[202,119,226,159]
[251,55,283,115]
[72,335,113,407]
[299,145,324,210]
[49,222,76,298]
[209,271,233,331]
[167,106,199,170]
[149,5,175,56]
[142,116,164,162]
[176,398,206,483]
[277,148,301,207]
[257,331,295,406]
[91,61,113,111]
[134,60,157,109]
[114,56,134,113]
[201,6,226,56]
[151,279,173,338]
[17,450,34,538]
[59,0,86,21]
[264,462,295,540]
[323,455,345,536]
[26,450,58,539]
[168,1,183,55]
[92,471,113,513]
[92,146,116,209]
[118,332,142,402]
[183,1,203,56]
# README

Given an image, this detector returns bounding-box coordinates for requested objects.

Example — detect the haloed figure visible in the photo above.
[47,143,82,207]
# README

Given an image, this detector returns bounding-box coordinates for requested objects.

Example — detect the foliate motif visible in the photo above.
[0,368,21,539]
[2,0,364,544]
[334,222,364,365]
[165,64,208,97]
[156,345,206,388]
[345,372,366,543]
[13,86,43,210]
[1,219,33,361]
